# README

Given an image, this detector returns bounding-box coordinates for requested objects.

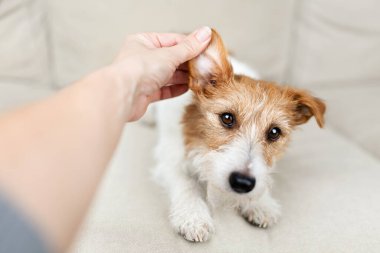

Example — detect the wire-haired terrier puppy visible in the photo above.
[153,29,326,242]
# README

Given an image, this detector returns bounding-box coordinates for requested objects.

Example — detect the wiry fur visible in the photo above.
[153,29,325,242]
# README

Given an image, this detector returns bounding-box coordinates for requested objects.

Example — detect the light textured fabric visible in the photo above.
[46,0,295,87]
[286,0,380,87]
[0,0,50,87]
[69,122,380,253]
[313,84,380,159]
[0,82,53,111]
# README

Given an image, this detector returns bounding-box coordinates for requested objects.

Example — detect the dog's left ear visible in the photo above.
[286,88,326,128]
[188,29,233,94]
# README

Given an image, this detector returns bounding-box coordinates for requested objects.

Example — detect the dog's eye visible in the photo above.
[267,127,281,142]
[209,79,217,85]
[220,113,235,128]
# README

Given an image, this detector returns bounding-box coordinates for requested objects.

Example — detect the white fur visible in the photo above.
[196,46,222,78]
[196,55,260,81]
[153,59,280,242]
[207,45,221,66]
[196,55,213,77]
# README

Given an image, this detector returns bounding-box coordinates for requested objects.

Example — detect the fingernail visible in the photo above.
[195,26,212,43]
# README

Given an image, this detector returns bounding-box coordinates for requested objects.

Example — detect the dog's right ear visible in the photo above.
[188,29,233,94]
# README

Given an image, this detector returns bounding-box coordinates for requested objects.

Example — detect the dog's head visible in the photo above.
[183,29,326,199]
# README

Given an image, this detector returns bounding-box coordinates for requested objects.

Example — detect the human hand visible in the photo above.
[111,27,212,121]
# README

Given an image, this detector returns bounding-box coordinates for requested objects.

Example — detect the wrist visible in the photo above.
[77,62,140,122]
[108,59,143,91]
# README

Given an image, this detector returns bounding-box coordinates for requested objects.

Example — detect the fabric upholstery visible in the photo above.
[314,84,380,159]
[0,0,50,87]
[45,0,295,87]
[0,82,52,111]
[69,121,380,253]
[286,0,380,87]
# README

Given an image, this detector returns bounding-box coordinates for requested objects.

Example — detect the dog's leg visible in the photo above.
[153,92,213,241]
[168,171,214,242]
[238,190,281,228]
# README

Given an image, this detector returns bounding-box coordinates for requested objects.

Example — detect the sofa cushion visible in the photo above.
[46,0,295,87]
[0,82,53,111]
[314,84,380,159]
[0,0,50,87]
[69,121,380,253]
[286,0,380,87]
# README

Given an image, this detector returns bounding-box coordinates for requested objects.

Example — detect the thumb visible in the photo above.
[168,26,212,65]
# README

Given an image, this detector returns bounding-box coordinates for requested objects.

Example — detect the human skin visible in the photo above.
[0,27,211,252]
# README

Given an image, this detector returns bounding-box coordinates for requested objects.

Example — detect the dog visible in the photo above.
[153,29,326,242]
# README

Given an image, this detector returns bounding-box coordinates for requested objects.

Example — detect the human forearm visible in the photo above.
[0,65,135,252]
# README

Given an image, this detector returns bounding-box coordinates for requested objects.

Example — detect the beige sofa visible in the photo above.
[1,0,380,252]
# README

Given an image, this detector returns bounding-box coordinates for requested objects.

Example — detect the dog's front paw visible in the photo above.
[178,219,214,242]
[170,208,214,242]
[239,198,281,228]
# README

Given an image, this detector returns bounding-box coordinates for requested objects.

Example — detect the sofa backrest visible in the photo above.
[284,0,380,87]
[0,0,50,87]
[45,0,296,87]
[1,0,379,89]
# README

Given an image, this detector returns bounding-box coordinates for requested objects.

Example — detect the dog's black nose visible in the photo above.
[229,172,256,193]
